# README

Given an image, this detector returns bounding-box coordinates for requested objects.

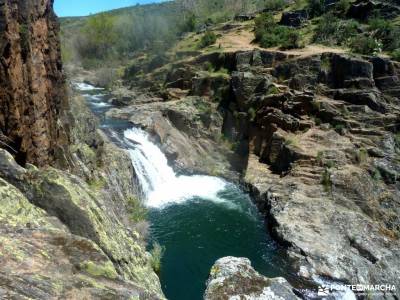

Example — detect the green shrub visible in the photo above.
[19,24,30,59]
[127,196,148,223]
[356,148,368,164]
[370,167,382,181]
[391,49,400,62]
[184,13,197,32]
[268,85,280,95]
[203,61,214,72]
[149,242,165,274]
[307,0,325,17]
[349,35,382,55]
[281,30,303,50]
[199,31,217,48]
[335,0,350,14]
[248,107,257,121]
[255,13,303,49]
[264,0,287,11]
[334,124,346,134]
[368,17,400,51]
[321,168,332,192]
[313,13,359,46]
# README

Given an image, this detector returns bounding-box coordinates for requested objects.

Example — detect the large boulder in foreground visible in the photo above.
[204,257,299,300]
[0,176,157,299]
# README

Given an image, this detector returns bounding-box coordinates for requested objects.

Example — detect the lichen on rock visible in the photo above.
[205,256,299,300]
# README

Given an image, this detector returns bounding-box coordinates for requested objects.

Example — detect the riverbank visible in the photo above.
[69,46,400,299]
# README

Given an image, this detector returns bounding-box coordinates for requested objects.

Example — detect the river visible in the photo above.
[74,82,354,300]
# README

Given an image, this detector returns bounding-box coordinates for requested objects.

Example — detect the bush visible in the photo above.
[264,0,287,11]
[321,168,332,192]
[149,242,165,274]
[19,24,30,60]
[391,49,400,62]
[313,13,359,46]
[255,13,303,49]
[199,31,217,48]
[335,0,350,14]
[307,0,325,17]
[95,68,120,89]
[127,196,148,223]
[368,17,400,51]
[281,30,303,49]
[349,35,382,55]
[184,13,197,32]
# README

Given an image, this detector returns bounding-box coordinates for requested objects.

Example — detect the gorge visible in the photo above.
[76,82,297,300]
[1,0,400,299]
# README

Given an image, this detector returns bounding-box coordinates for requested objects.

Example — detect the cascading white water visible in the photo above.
[123,128,228,208]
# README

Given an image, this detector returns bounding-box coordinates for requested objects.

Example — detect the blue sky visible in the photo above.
[54,0,165,17]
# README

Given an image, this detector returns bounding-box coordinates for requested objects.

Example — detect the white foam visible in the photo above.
[146,175,227,208]
[90,101,111,108]
[74,82,104,91]
[124,127,229,209]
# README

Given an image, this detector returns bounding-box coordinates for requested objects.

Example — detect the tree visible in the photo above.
[81,13,117,59]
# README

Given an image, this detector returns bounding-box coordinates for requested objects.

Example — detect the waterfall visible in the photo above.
[123,128,227,208]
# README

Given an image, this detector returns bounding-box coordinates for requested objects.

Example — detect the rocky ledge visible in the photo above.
[0,95,165,299]
[204,257,299,300]
[108,49,400,298]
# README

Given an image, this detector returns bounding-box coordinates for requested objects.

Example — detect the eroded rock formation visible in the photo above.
[0,1,164,298]
[204,257,299,300]
[106,48,400,298]
[0,0,68,166]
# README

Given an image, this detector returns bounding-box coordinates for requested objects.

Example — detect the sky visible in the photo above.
[54,0,166,17]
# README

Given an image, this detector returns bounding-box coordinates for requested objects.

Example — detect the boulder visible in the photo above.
[347,0,378,20]
[231,71,271,110]
[0,177,160,299]
[279,10,309,27]
[331,54,374,88]
[334,89,387,112]
[204,257,299,300]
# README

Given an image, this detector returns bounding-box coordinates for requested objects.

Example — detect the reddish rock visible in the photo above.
[0,0,68,166]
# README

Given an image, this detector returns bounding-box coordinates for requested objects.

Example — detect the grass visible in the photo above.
[321,167,332,192]
[370,167,382,181]
[267,85,280,95]
[334,124,346,134]
[88,178,106,190]
[356,148,368,164]
[248,107,257,121]
[284,135,299,147]
[149,242,165,274]
[127,196,148,223]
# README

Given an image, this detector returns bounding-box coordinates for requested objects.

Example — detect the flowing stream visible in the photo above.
[75,82,354,300]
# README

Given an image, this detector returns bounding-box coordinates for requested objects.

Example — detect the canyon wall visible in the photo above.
[0,0,68,166]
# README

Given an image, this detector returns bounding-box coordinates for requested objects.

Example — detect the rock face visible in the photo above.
[0,97,165,298]
[0,150,163,299]
[0,0,68,166]
[107,96,241,179]
[204,257,299,300]
[117,49,400,298]
[0,1,164,298]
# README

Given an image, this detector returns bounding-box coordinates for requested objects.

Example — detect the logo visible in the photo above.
[318,286,331,296]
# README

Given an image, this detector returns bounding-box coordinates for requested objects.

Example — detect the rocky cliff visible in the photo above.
[0,1,164,298]
[0,0,68,166]
[107,48,400,298]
